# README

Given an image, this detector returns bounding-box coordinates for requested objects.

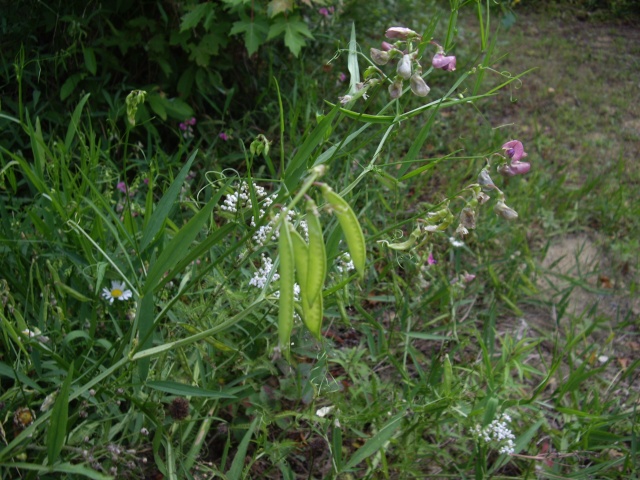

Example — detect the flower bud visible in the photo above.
[477,169,496,191]
[432,53,457,71]
[370,48,390,65]
[410,74,430,97]
[397,54,412,80]
[494,200,519,220]
[388,77,404,99]
[385,27,419,40]
[381,41,394,51]
[460,206,476,229]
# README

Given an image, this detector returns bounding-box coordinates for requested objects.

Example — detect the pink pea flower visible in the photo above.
[385,27,419,40]
[498,162,531,177]
[318,7,330,17]
[502,140,527,162]
[432,53,456,71]
[179,122,187,131]
[116,181,128,194]
[499,140,530,176]
[219,132,229,141]
[187,117,196,126]
[338,72,347,83]
[427,252,437,265]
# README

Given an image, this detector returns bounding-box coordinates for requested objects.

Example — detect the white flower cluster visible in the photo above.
[335,252,355,273]
[251,208,307,247]
[221,181,270,213]
[248,254,280,289]
[472,413,516,455]
[248,255,300,300]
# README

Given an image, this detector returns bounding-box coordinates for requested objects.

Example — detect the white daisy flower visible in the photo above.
[102,281,133,304]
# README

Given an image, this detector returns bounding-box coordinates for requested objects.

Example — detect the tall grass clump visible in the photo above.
[1,0,637,479]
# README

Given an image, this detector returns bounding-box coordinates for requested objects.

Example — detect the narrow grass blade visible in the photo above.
[227,416,260,480]
[283,104,340,192]
[64,93,91,151]
[143,193,218,294]
[2,462,111,480]
[146,380,236,398]
[347,22,360,94]
[139,150,198,252]
[47,363,74,464]
[342,410,405,471]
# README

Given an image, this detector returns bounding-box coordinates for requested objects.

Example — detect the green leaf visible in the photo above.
[60,73,85,101]
[230,17,269,55]
[227,416,260,480]
[268,0,293,17]
[188,32,227,66]
[267,16,313,57]
[83,47,97,75]
[64,93,90,151]
[283,103,340,192]
[342,410,406,471]
[47,364,74,464]
[180,3,214,31]
[142,193,220,294]
[147,93,168,121]
[140,150,197,252]
[146,381,236,398]
[163,97,195,120]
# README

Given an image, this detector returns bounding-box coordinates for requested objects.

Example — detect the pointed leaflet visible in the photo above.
[267,15,313,57]
[230,16,269,55]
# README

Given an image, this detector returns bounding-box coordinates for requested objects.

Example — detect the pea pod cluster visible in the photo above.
[277,187,367,355]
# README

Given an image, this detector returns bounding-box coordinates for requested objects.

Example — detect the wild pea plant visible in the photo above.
[0,2,556,478]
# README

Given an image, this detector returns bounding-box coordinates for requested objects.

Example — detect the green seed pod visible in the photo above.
[278,218,295,356]
[289,225,323,340]
[320,184,366,278]
[305,199,327,304]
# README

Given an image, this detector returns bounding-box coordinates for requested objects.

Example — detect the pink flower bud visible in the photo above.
[410,74,430,97]
[432,53,456,71]
[218,132,229,141]
[397,54,412,80]
[385,27,419,40]
[388,78,404,99]
[370,48,390,65]
[381,41,394,51]
[462,272,476,283]
[501,140,527,162]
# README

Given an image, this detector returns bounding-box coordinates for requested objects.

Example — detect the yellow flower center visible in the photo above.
[111,288,123,298]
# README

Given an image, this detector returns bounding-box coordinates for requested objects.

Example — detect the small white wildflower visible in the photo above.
[249,255,279,289]
[316,406,334,417]
[449,237,465,248]
[101,281,133,304]
[335,252,355,273]
[472,413,516,456]
[21,328,50,343]
[40,392,57,412]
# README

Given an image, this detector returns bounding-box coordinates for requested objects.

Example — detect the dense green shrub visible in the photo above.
[0,0,334,153]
